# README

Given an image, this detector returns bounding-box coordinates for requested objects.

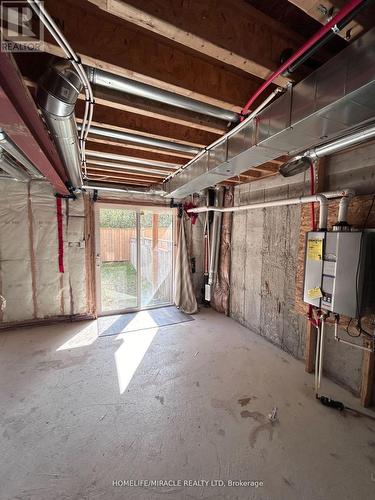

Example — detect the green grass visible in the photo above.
[101,261,137,312]
[100,261,170,312]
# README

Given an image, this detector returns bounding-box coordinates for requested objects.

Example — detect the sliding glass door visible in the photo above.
[96,204,174,315]
[140,210,174,308]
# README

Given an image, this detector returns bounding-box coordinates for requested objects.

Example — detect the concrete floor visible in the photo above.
[1,309,374,500]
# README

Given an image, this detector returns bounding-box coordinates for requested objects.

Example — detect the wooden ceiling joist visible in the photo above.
[40,0,273,113]
[87,0,305,85]
[86,171,158,184]
[86,176,154,187]
[85,142,186,165]
[86,160,174,175]
[92,87,228,135]
[75,101,219,147]
[24,76,227,135]
[86,137,195,159]
[86,165,167,179]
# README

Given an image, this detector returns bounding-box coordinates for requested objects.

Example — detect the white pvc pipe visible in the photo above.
[188,193,327,229]
[337,189,355,223]
[187,189,357,230]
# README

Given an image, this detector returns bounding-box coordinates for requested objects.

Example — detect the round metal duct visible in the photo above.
[279,156,311,177]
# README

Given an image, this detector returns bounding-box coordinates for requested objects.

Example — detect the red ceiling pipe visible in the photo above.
[241,0,365,117]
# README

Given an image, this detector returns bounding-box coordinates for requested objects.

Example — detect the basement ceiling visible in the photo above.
[10,0,375,192]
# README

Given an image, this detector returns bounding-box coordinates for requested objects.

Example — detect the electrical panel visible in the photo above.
[303,230,375,317]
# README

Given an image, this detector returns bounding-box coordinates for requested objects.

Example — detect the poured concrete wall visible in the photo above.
[230,142,375,395]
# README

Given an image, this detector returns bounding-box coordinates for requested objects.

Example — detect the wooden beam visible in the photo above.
[87,0,305,85]
[75,101,218,147]
[361,339,374,407]
[40,0,272,112]
[87,159,175,174]
[86,141,186,165]
[92,86,227,135]
[78,118,206,149]
[86,137,195,160]
[253,163,281,174]
[86,171,157,184]
[86,175,154,187]
[24,75,228,135]
[86,165,167,179]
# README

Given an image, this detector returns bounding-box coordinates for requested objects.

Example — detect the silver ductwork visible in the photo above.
[37,62,83,189]
[165,27,375,199]
[280,122,375,177]
[307,123,375,159]
[84,124,201,155]
[86,67,238,123]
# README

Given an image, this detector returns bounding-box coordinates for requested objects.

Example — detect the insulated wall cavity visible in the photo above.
[0,181,33,321]
[0,179,88,324]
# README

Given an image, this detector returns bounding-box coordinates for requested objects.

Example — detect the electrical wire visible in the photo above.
[26,0,94,181]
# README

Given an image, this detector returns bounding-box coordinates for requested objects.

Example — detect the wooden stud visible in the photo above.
[84,193,97,317]
[361,339,375,407]
[152,213,159,293]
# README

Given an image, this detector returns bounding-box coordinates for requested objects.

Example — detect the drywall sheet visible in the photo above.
[0,179,87,324]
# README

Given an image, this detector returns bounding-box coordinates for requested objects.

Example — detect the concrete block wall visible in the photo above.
[230,142,375,395]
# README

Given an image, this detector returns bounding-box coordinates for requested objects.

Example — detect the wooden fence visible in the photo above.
[100,227,170,262]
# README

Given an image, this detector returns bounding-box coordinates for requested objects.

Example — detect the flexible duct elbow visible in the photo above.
[37,62,83,190]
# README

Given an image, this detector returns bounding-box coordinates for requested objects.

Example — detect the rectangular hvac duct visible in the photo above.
[164,28,375,199]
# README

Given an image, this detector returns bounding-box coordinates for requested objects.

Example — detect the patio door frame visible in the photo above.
[95,202,176,317]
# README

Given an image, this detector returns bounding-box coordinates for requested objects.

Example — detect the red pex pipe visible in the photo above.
[308,160,319,326]
[309,161,317,231]
[56,197,64,273]
[241,0,365,117]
